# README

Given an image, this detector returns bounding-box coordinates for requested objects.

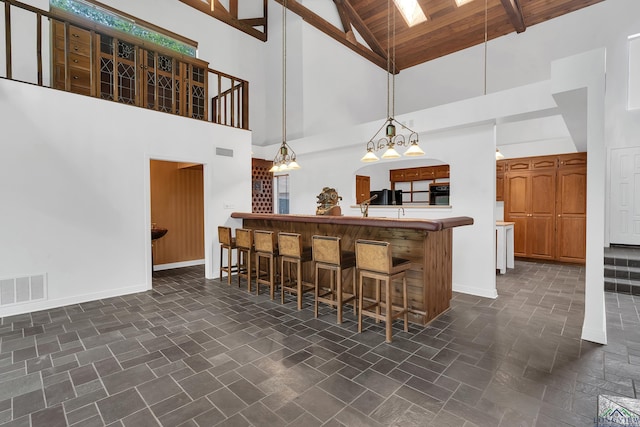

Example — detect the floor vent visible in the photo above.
[0,274,47,306]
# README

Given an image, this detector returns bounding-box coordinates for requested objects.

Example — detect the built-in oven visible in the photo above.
[429,183,450,205]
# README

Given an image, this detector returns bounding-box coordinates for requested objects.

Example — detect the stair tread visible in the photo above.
[604,264,640,273]
[604,277,640,286]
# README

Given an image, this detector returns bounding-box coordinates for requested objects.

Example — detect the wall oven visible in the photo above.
[429,183,450,205]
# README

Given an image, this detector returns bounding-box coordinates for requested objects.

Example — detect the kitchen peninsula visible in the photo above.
[231,212,473,324]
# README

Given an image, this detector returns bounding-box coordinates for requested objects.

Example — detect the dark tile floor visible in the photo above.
[0,260,638,426]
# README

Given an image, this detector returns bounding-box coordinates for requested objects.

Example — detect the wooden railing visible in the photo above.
[210,68,249,130]
[0,0,249,130]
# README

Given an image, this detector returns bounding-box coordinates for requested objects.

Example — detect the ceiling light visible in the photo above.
[496,149,505,160]
[393,0,427,27]
[361,0,425,163]
[270,0,300,174]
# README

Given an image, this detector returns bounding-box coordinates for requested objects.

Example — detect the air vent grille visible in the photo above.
[0,274,47,306]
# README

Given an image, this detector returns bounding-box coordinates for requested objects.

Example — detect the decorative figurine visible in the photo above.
[316,187,342,216]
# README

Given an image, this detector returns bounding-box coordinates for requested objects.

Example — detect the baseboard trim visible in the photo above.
[154,259,205,271]
[0,284,148,317]
[453,283,498,299]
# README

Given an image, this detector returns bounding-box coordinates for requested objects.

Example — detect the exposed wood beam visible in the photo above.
[273,0,389,71]
[499,0,526,33]
[338,0,388,61]
[179,0,267,41]
[332,1,357,44]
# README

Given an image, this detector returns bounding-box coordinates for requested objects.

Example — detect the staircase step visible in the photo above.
[604,264,640,280]
[604,277,640,295]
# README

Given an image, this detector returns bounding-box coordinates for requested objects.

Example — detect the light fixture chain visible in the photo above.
[282,0,287,144]
[484,0,488,96]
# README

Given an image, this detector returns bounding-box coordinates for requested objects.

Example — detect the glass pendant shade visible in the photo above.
[496,149,505,160]
[288,160,300,170]
[269,164,278,173]
[381,144,401,159]
[361,149,380,162]
[404,141,425,156]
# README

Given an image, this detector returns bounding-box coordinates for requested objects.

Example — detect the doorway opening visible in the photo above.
[150,160,205,278]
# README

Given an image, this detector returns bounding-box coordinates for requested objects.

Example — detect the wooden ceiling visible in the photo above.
[181,0,605,71]
[281,0,606,71]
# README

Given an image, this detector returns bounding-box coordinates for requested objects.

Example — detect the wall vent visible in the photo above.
[216,147,234,157]
[0,274,47,307]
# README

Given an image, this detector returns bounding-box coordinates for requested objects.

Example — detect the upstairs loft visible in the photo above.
[0,0,249,130]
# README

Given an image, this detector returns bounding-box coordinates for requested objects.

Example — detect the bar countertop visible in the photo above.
[230,212,474,231]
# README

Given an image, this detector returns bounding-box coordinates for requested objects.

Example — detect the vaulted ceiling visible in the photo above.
[180,0,606,71]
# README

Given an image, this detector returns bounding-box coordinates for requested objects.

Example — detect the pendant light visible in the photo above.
[269,0,300,173]
[361,0,424,162]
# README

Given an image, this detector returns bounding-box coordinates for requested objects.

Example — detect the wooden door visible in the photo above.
[504,172,529,257]
[556,165,587,262]
[528,170,556,260]
[355,175,370,204]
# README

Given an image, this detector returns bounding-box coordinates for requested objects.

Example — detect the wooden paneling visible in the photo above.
[556,165,587,262]
[496,160,505,201]
[150,160,204,265]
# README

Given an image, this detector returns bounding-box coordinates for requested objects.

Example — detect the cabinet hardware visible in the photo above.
[72,33,79,38]
[73,76,78,79]
[72,59,78,63]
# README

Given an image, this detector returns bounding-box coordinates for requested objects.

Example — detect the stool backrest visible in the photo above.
[218,226,232,246]
[278,232,303,258]
[355,239,392,274]
[312,235,341,265]
[254,230,276,253]
[236,229,253,250]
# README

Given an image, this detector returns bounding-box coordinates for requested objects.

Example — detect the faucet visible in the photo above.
[359,194,378,218]
[397,207,405,218]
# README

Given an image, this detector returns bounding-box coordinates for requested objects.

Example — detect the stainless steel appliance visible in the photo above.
[429,183,450,205]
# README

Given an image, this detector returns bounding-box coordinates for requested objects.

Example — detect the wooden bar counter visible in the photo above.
[231,212,473,325]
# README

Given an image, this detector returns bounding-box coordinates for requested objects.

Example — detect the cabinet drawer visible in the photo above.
[390,170,405,181]
[558,153,587,167]
[434,165,449,178]
[68,53,91,70]
[69,41,91,57]
[404,169,420,180]
[508,160,530,171]
[68,26,92,45]
[531,158,556,169]
[69,68,91,90]
[419,167,434,179]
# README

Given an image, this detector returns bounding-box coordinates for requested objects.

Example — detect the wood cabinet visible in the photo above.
[51,18,208,119]
[390,165,450,204]
[504,153,586,263]
[355,175,370,204]
[496,160,506,201]
[52,21,95,96]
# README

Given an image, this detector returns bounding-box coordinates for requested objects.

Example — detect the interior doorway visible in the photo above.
[150,160,205,274]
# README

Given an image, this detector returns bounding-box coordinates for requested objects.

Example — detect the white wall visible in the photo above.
[0,79,251,317]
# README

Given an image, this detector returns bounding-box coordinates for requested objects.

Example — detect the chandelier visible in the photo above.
[361,0,424,163]
[269,0,300,173]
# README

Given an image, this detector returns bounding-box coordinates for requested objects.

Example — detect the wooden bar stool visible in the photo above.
[355,239,411,343]
[235,228,255,291]
[312,235,357,324]
[218,226,238,285]
[254,230,279,300]
[279,232,314,310]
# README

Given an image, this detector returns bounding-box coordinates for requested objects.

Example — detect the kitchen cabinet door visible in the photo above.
[496,161,506,201]
[556,165,587,262]
[505,173,530,257]
[528,171,555,260]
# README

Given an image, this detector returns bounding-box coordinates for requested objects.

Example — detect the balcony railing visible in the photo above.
[0,0,249,130]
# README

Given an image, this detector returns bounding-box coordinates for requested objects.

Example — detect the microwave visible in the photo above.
[429,183,450,205]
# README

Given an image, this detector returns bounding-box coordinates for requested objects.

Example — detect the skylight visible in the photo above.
[392,0,427,27]
[455,0,475,6]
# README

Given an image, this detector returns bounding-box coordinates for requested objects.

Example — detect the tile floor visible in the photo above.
[0,260,638,427]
